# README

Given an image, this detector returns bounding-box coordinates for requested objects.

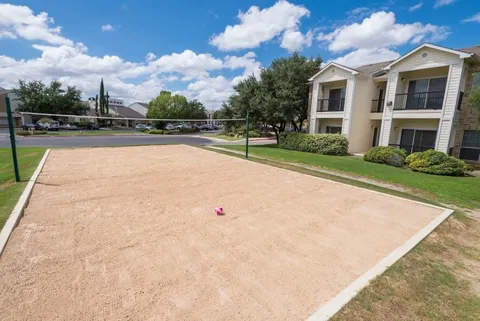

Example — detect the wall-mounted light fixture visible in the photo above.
[401,78,406,82]
[376,85,381,89]
[394,127,399,131]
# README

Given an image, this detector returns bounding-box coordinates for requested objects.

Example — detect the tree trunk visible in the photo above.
[291,120,299,131]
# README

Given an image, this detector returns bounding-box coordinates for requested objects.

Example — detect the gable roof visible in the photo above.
[382,43,473,70]
[111,106,145,119]
[129,102,148,108]
[356,60,393,75]
[308,62,359,81]
[459,45,480,56]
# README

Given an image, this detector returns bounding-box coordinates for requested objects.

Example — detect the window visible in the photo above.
[326,126,342,134]
[399,129,437,154]
[405,78,447,110]
[460,130,480,161]
[473,72,480,90]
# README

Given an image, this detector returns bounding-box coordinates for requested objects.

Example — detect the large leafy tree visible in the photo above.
[218,52,322,143]
[146,91,208,127]
[12,80,88,115]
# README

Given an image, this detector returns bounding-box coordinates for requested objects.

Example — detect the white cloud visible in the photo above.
[0,3,72,45]
[331,48,400,68]
[463,13,480,23]
[317,11,449,53]
[150,50,224,80]
[209,0,310,51]
[101,24,114,32]
[224,51,261,77]
[145,52,156,62]
[280,29,313,52]
[434,0,455,8]
[409,2,423,12]
[184,76,235,108]
[0,4,262,109]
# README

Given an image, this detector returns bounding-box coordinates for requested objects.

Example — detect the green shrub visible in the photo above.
[279,132,348,156]
[405,149,472,176]
[247,130,260,138]
[364,146,407,167]
[137,127,149,132]
[179,127,197,133]
[16,130,49,136]
[163,129,180,135]
[148,129,164,135]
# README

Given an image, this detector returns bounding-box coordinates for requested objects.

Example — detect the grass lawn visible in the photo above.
[200,133,244,141]
[0,147,47,229]
[332,212,480,321]
[219,145,480,209]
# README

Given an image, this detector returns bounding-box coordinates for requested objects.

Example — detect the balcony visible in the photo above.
[371,99,384,113]
[317,98,345,112]
[394,91,445,111]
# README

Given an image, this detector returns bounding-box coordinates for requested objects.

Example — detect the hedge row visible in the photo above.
[279,132,348,156]
[148,129,182,135]
[16,130,49,136]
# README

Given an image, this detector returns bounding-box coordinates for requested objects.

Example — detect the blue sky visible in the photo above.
[1,0,479,108]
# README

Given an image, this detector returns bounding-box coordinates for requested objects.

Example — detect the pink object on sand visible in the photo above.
[215,207,224,216]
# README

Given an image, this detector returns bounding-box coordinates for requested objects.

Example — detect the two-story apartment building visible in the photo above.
[308,43,480,162]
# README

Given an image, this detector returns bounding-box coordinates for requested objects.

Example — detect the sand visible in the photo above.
[0,145,444,320]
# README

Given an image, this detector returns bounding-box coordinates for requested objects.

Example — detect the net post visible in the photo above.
[6,96,20,182]
[245,111,250,159]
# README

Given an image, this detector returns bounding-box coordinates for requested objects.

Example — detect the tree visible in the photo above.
[99,78,105,114]
[268,52,322,131]
[146,91,206,128]
[219,52,323,143]
[12,80,88,115]
[469,87,480,121]
[105,90,110,114]
[95,94,98,115]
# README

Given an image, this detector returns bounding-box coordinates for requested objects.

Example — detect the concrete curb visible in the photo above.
[307,208,454,321]
[204,146,455,320]
[0,149,50,257]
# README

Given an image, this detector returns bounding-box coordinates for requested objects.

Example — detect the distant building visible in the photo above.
[0,87,22,128]
[127,102,149,116]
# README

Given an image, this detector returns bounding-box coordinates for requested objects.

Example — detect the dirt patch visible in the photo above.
[0,145,446,320]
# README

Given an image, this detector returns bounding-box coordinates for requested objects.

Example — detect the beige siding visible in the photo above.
[342,77,356,136]
[436,63,463,153]
[317,119,343,133]
[389,119,440,145]
[349,77,376,153]
[313,65,353,83]
[391,47,462,71]
[380,72,399,146]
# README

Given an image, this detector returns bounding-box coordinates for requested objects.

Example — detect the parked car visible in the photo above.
[22,123,43,130]
[60,124,78,130]
[199,124,213,131]
[145,124,155,130]
[165,124,176,130]
[135,124,147,131]
[87,122,99,130]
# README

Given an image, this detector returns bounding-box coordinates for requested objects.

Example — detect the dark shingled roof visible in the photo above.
[111,106,145,118]
[353,44,480,76]
[458,45,480,56]
[356,60,394,75]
